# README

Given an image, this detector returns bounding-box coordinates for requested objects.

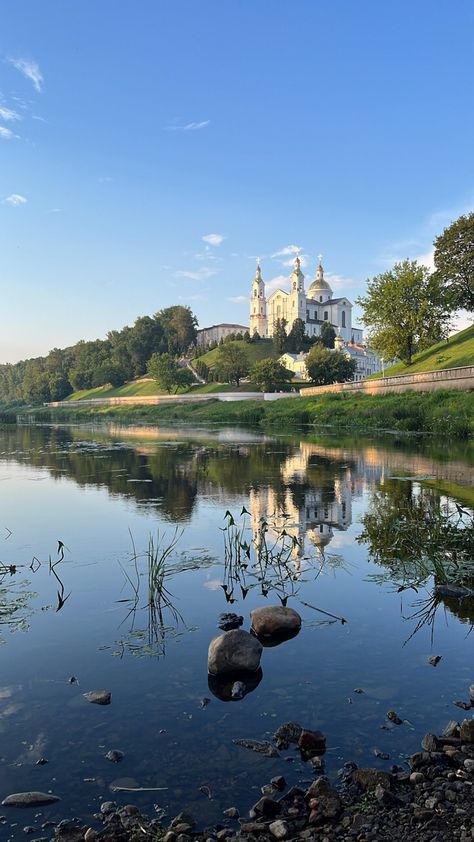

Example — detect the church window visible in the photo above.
[260,306,263,314]
[320,296,323,302]
[254,289,257,297]
[293,281,297,290]
[341,311,346,328]
[253,307,256,314]
[306,309,309,320]
[324,311,328,321]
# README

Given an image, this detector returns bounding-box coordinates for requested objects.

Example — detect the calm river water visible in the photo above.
[0,423,473,839]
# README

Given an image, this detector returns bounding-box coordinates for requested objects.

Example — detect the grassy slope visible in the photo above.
[39,388,474,438]
[372,324,474,378]
[193,339,278,369]
[65,378,260,401]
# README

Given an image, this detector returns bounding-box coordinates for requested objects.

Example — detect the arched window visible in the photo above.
[324,311,328,321]
[293,281,297,290]
[341,311,346,328]
[254,289,257,297]
[320,296,323,302]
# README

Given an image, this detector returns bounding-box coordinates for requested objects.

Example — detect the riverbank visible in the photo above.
[29,388,474,437]
[29,710,474,842]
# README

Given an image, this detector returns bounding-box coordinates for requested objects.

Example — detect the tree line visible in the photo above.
[0,305,197,404]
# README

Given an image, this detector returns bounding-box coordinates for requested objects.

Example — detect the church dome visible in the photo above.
[307,260,332,299]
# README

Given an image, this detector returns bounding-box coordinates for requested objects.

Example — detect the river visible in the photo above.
[0,423,472,839]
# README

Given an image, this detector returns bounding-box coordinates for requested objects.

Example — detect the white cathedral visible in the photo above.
[250,254,363,345]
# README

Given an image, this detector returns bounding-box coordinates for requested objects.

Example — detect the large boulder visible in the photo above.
[250,606,301,638]
[208,629,262,675]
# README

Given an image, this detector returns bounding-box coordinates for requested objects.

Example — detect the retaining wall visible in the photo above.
[300,365,474,397]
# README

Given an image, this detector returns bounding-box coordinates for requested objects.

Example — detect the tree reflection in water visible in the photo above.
[358,478,474,638]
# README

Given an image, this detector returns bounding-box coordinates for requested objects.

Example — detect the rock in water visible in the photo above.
[298,729,326,757]
[233,739,280,758]
[469,684,474,702]
[2,792,61,807]
[218,613,244,631]
[83,690,111,705]
[250,606,301,638]
[208,629,262,675]
[105,750,124,763]
[231,681,246,700]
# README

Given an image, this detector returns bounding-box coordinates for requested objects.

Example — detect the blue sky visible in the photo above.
[1,0,473,363]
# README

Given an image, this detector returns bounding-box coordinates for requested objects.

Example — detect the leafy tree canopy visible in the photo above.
[356,260,450,365]
[320,321,336,349]
[305,345,357,386]
[273,318,288,353]
[250,359,293,393]
[215,343,250,386]
[147,353,182,393]
[433,212,474,312]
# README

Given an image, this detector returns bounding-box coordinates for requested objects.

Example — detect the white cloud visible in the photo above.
[0,105,21,121]
[9,58,43,92]
[202,233,225,246]
[3,194,27,206]
[325,272,357,291]
[281,253,309,268]
[174,267,218,281]
[0,126,14,139]
[414,249,435,272]
[265,274,290,295]
[228,295,248,303]
[165,120,210,131]
[272,244,302,257]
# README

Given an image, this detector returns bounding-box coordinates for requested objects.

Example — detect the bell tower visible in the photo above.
[288,254,306,331]
[249,258,268,338]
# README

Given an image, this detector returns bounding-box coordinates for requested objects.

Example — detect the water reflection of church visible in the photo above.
[250,444,361,557]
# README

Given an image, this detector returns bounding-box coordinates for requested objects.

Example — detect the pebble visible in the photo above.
[269,819,289,839]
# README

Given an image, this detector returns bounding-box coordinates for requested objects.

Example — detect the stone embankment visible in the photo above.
[301,364,474,397]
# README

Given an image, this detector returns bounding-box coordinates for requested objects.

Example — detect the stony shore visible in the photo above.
[29,715,474,842]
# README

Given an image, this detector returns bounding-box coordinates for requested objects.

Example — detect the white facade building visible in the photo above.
[334,335,383,380]
[196,323,249,347]
[250,255,363,344]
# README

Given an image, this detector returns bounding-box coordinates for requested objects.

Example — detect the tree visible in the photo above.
[147,352,180,393]
[155,306,198,354]
[305,345,357,386]
[433,212,474,311]
[174,367,195,392]
[216,343,250,386]
[286,318,307,353]
[250,359,293,392]
[273,318,288,353]
[320,321,336,349]
[356,260,450,365]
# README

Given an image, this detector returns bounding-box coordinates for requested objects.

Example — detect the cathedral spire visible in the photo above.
[255,256,262,281]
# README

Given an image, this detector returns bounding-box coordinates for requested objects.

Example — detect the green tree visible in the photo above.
[174,367,195,391]
[320,321,336,349]
[305,345,357,386]
[286,318,307,352]
[273,318,288,353]
[356,260,450,365]
[433,212,474,312]
[147,352,180,393]
[155,306,198,354]
[250,359,293,392]
[216,343,250,386]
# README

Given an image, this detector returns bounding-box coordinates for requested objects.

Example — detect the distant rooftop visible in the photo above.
[197,323,249,332]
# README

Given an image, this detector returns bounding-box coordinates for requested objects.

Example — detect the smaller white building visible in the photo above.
[196,323,249,347]
[334,335,383,380]
[279,352,308,379]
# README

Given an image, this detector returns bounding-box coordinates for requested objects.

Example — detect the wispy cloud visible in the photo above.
[174,267,218,281]
[202,233,224,246]
[272,244,302,258]
[325,272,357,291]
[3,194,27,206]
[281,253,309,268]
[228,295,248,303]
[0,104,21,121]
[179,294,208,302]
[0,126,14,139]
[265,275,289,295]
[165,120,210,131]
[9,58,43,92]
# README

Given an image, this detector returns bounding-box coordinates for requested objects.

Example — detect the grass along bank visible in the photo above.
[372,323,474,378]
[34,388,474,438]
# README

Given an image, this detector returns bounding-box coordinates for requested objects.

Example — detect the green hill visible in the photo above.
[193,338,278,370]
[372,323,474,378]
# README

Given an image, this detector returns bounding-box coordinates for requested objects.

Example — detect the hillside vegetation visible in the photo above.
[193,338,278,370]
[373,324,474,378]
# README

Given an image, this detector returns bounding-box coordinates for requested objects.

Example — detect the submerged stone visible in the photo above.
[2,792,60,807]
[250,606,301,638]
[83,690,111,705]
